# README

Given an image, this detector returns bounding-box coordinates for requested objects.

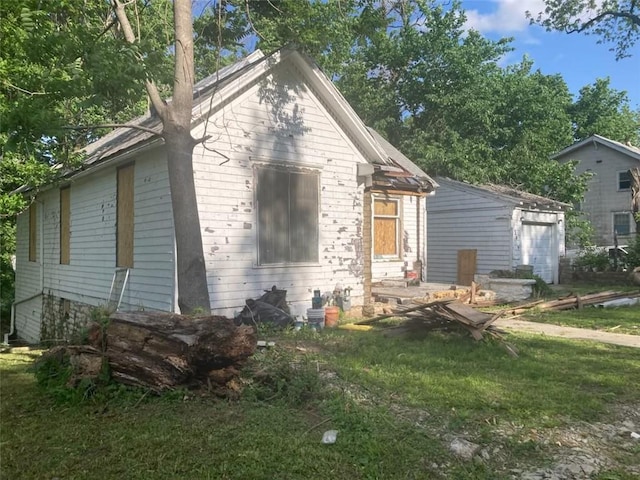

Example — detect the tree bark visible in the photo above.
[45,312,258,393]
[630,167,640,236]
[112,0,211,314]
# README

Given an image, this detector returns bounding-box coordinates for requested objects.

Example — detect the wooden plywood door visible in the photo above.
[457,249,477,286]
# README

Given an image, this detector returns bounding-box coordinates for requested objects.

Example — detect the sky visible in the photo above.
[459,0,640,109]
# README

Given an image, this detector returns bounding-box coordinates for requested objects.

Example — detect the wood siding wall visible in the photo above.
[426,183,512,284]
[190,63,368,318]
[557,145,639,245]
[14,151,175,342]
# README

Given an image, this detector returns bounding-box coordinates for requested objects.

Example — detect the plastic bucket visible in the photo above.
[307,308,325,330]
[324,306,339,328]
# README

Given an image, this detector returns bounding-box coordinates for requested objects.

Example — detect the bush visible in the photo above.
[573,248,611,271]
[625,236,640,269]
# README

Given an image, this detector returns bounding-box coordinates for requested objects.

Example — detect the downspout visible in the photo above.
[4,199,45,345]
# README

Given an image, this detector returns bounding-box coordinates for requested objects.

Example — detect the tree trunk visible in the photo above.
[47,312,258,393]
[113,0,211,314]
[164,124,211,314]
[630,167,640,236]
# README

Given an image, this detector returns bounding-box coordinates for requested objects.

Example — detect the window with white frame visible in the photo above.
[613,212,631,236]
[256,166,319,265]
[373,197,401,258]
[618,171,631,191]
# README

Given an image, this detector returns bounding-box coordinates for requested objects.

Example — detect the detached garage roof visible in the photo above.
[434,177,570,211]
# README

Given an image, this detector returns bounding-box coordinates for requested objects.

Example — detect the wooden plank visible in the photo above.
[456,249,477,286]
[117,163,135,268]
[442,301,492,327]
[354,299,454,325]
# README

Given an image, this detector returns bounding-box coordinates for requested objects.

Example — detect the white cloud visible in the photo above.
[463,0,546,34]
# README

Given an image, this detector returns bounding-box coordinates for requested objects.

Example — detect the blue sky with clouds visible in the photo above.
[459,0,639,109]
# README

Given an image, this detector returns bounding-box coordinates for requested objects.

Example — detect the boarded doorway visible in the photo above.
[457,249,477,286]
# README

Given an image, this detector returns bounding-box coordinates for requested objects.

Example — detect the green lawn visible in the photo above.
[523,304,640,335]
[2,323,639,480]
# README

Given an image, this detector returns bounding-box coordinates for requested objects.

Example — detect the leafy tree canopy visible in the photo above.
[527,0,640,60]
[569,78,640,144]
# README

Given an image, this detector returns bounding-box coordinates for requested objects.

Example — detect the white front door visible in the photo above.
[521,223,556,283]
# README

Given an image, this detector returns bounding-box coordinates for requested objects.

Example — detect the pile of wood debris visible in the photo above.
[355,299,517,355]
[354,289,640,357]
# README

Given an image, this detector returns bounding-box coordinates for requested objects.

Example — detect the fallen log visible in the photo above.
[42,312,257,394]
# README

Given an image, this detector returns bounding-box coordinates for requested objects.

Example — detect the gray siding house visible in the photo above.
[12,47,436,344]
[553,134,640,246]
[426,178,567,285]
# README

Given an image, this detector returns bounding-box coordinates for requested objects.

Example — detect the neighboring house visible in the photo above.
[12,47,436,344]
[552,134,640,246]
[426,178,568,285]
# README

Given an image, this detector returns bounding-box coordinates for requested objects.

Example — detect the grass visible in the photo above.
[522,304,640,335]
[1,320,639,479]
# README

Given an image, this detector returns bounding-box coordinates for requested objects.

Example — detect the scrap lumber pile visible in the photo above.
[500,290,640,316]
[356,299,507,343]
[40,312,257,393]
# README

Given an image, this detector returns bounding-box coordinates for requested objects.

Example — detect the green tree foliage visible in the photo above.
[337,1,587,205]
[569,78,640,144]
[527,0,640,60]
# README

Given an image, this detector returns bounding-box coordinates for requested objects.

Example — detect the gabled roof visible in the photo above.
[71,47,428,181]
[435,177,569,211]
[551,134,640,162]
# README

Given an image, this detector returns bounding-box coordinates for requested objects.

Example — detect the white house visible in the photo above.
[426,178,568,285]
[11,47,437,344]
[552,134,640,246]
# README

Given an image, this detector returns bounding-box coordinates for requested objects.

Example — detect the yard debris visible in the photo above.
[321,430,338,444]
[355,299,517,355]
[39,312,257,393]
[499,290,640,316]
[236,285,294,328]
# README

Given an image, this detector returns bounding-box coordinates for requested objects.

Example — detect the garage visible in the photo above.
[427,178,568,285]
[521,222,556,283]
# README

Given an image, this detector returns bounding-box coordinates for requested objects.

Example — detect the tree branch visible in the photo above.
[64,123,163,136]
[112,0,167,119]
[2,80,48,96]
[568,10,640,33]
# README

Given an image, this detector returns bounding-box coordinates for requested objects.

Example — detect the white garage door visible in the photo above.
[521,223,555,283]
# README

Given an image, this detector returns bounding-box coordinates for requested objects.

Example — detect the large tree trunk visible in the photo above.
[631,167,640,236]
[113,0,211,314]
[46,312,257,393]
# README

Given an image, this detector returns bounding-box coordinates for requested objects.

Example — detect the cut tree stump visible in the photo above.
[44,312,257,394]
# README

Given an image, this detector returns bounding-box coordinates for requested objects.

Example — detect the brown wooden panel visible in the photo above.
[457,249,477,286]
[60,187,70,264]
[117,164,134,268]
[29,204,37,262]
[374,218,397,256]
[374,199,398,216]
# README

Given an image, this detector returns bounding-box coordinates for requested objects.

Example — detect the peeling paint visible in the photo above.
[338,227,347,233]
[243,222,252,229]
[205,227,215,233]
[211,246,220,252]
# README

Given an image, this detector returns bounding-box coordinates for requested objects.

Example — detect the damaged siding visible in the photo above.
[192,64,367,317]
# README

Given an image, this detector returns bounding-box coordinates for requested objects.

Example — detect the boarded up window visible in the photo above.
[29,204,37,262]
[60,187,70,264]
[374,198,400,257]
[257,167,319,264]
[117,164,134,267]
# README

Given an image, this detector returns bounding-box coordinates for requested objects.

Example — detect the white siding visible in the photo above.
[191,63,367,317]
[557,144,638,245]
[14,150,175,342]
[14,208,43,343]
[426,183,513,284]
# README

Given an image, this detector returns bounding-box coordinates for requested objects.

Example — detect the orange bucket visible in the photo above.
[324,306,340,328]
